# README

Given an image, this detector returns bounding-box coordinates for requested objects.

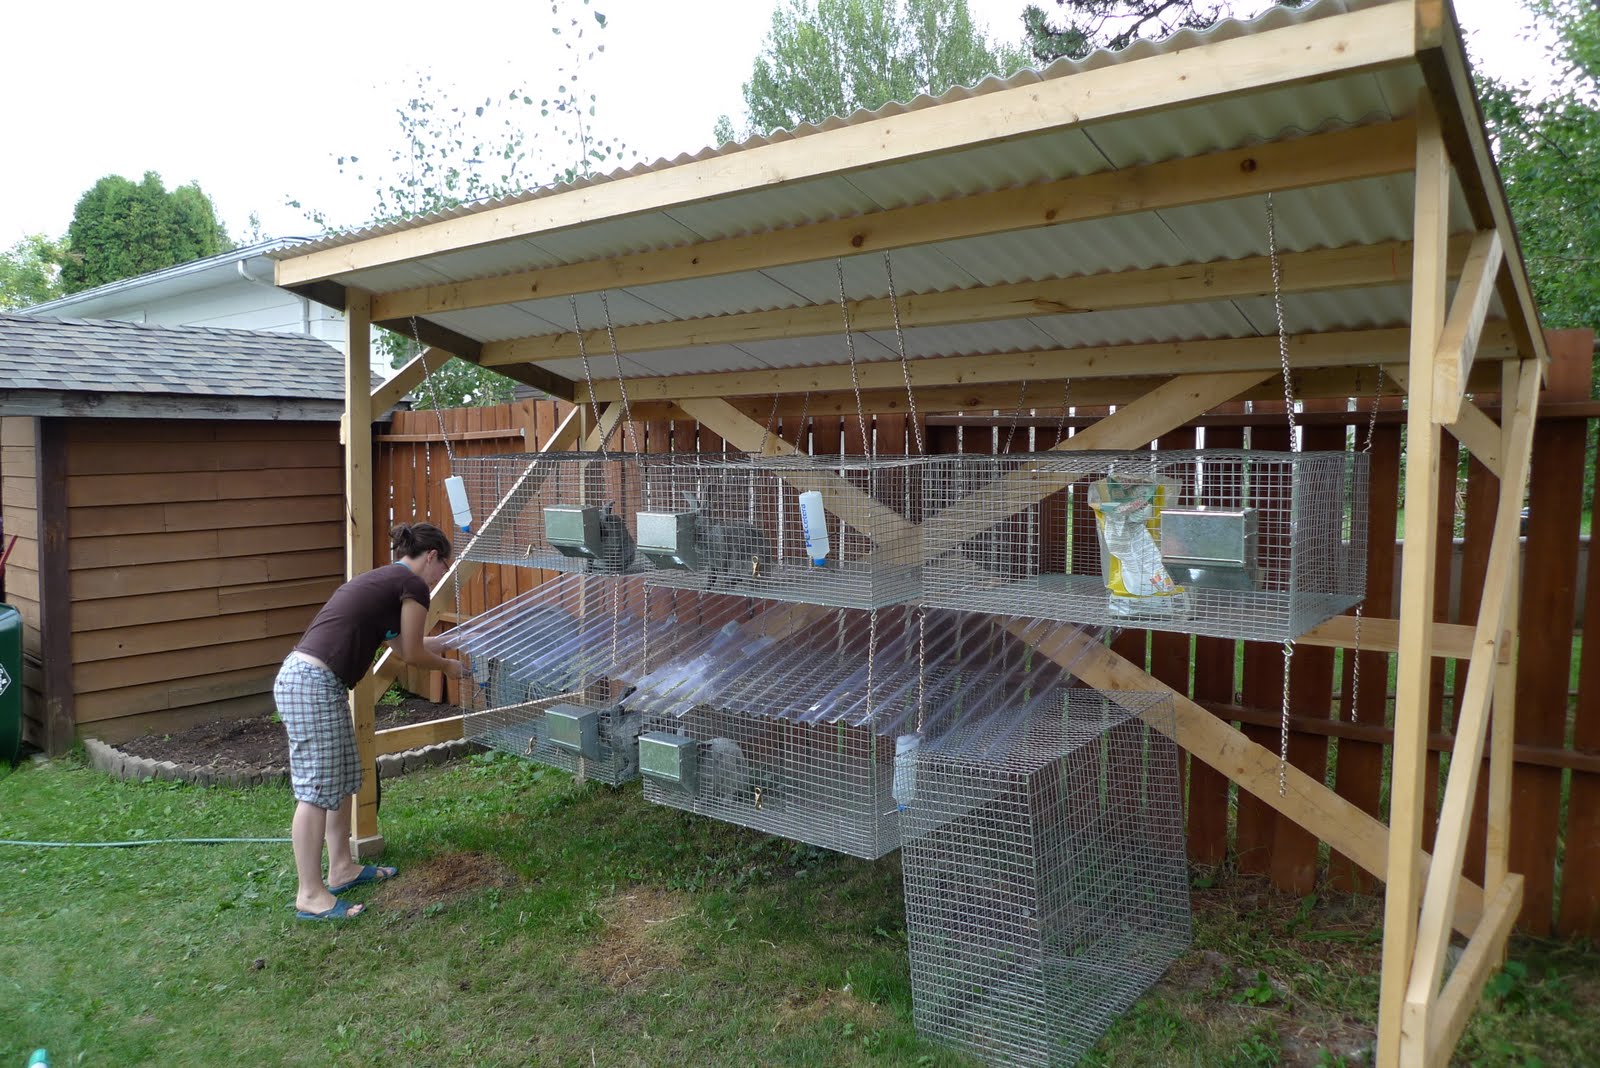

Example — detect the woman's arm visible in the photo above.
[395,599,467,678]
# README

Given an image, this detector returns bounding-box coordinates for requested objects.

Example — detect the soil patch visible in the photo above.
[576,888,692,990]
[377,850,519,917]
[773,987,889,1032]
[115,696,462,773]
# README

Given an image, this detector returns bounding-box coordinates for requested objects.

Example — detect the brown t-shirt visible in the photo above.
[294,562,432,688]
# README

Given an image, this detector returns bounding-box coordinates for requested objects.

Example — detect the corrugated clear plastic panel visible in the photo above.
[900,689,1191,1067]
[921,449,1369,643]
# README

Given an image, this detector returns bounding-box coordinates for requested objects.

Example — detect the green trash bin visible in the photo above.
[0,603,20,765]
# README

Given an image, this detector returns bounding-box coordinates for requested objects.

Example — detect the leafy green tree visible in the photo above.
[58,171,231,293]
[1478,0,1600,332]
[1020,0,1304,63]
[734,0,1027,136]
[292,0,629,408]
[0,234,66,310]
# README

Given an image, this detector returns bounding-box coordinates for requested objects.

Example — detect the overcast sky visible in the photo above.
[0,0,1553,249]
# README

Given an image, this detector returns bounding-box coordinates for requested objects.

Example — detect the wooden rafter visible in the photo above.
[1432,229,1504,418]
[479,240,1466,368]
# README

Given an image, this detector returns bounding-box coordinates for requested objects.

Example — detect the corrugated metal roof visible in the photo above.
[268,0,1532,388]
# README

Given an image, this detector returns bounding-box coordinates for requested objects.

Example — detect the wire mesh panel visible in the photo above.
[636,454,923,610]
[450,452,651,575]
[900,689,1190,1068]
[633,604,1109,858]
[449,575,751,785]
[921,450,1369,643]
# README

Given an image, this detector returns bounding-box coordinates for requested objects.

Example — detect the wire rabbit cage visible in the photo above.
[448,575,751,786]
[450,452,651,576]
[634,453,924,610]
[921,449,1369,643]
[631,604,1102,859]
[900,688,1191,1068]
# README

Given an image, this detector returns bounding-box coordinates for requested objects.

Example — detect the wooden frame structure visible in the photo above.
[274,2,1544,1061]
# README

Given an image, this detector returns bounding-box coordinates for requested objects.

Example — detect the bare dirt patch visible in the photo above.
[575,888,692,990]
[115,696,460,772]
[377,850,519,917]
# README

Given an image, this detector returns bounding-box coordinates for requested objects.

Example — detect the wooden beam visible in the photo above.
[276,4,1417,287]
[1414,0,1548,369]
[589,322,1513,406]
[375,714,465,755]
[1300,614,1474,660]
[369,348,440,416]
[1486,359,1525,900]
[1386,365,1505,478]
[371,121,1420,322]
[1382,92,1451,1068]
[480,240,1457,368]
[371,317,576,401]
[1022,625,1485,936]
[343,288,383,856]
[1404,352,1538,1041]
[1433,230,1504,419]
[1426,874,1523,1067]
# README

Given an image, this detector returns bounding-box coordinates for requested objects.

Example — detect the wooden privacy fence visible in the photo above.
[375,330,1598,938]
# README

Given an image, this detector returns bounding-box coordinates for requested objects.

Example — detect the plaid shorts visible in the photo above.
[273,654,361,810]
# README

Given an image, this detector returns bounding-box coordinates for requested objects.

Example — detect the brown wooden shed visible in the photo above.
[0,312,359,752]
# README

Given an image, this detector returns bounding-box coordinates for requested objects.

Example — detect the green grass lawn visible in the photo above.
[3,752,1596,1067]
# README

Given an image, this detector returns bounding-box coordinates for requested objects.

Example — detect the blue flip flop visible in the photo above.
[328,864,398,895]
[296,898,362,921]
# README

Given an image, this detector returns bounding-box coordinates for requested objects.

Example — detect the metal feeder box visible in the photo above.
[639,731,698,791]
[543,505,603,562]
[636,510,701,571]
[1159,505,1260,591]
[545,703,600,760]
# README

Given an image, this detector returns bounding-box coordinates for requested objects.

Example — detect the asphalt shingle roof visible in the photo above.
[0,313,358,402]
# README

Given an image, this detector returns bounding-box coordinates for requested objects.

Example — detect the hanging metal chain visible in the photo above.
[1279,639,1295,797]
[866,608,879,726]
[1003,379,1030,454]
[409,317,466,656]
[836,258,871,455]
[758,392,780,457]
[791,391,812,454]
[883,252,924,455]
[570,297,607,459]
[1265,193,1300,452]
[1055,378,1072,446]
[599,291,639,454]
[1349,367,1384,724]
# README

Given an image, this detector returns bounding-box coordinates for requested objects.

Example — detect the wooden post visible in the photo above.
[1380,93,1451,1068]
[35,418,73,755]
[1486,359,1524,908]
[344,288,384,858]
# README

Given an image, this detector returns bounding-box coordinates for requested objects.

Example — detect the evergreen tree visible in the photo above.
[59,171,231,293]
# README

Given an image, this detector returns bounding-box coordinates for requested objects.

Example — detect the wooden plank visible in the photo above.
[369,348,438,416]
[67,495,343,537]
[1023,624,1486,938]
[64,467,342,508]
[1432,230,1503,415]
[1187,418,1241,868]
[74,635,294,694]
[484,241,1463,367]
[375,714,465,756]
[84,693,278,746]
[1405,357,1537,1026]
[374,427,528,444]
[1382,93,1451,1068]
[36,419,73,755]
[74,665,277,721]
[70,549,345,600]
[1560,376,1600,936]
[1332,405,1399,893]
[66,523,341,570]
[278,4,1418,286]
[63,588,221,632]
[71,606,310,663]
[1456,428,1499,887]
[345,289,381,855]
[1,416,38,447]
[1423,874,1523,1068]
[65,439,340,476]
[1510,338,1590,934]
[1422,432,1459,851]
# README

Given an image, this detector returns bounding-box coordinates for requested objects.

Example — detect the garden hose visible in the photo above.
[0,836,290,848]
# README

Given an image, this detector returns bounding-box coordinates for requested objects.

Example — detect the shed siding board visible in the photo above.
[59,419,344,740]
[1,417,43,737]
